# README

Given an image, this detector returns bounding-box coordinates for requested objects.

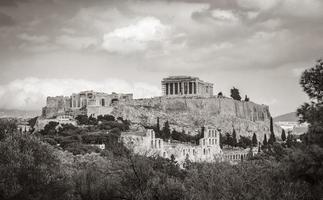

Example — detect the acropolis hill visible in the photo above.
[42,76,277,140]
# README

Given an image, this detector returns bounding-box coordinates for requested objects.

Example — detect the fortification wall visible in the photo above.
[42,96,71,118]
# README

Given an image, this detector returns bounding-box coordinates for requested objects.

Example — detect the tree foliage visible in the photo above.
[230,87,241,101]
[297,58,323,147]
[281,129,286,141]
[252,133,257,146]
[0,132,70,200]
[300,59,323,101]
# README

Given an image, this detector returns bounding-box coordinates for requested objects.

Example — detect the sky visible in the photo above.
[0,0,322,116]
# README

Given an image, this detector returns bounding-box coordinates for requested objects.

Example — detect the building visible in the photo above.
[275,121,308,135]
[161,76,213,97]
[121,127,222,163]
[121,127,258,164]
[70,91,133,117]
[42,91,133,118]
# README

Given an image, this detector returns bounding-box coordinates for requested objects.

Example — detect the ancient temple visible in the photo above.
[161,76,213,97]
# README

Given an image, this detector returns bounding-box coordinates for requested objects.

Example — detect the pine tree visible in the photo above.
[286,132,293,147]
[201,126,205,138]
[263,134,268,147]
[162,121,171,139]
[156,117,160,133]
[230,87,241,101]
[252,133,257,146]
[219,133,223,148]
[281,129,286,141]
[232,129,237,147]
[268,117,276,145]
[268,131,276,145]
[244,95,250,102]
[270,117,274,136]
[225,132,232,147]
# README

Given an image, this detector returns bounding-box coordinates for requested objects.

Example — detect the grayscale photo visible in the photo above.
[0,0,322,199]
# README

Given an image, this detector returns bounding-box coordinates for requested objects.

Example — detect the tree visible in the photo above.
[300,59,323,101]
[286,132,293,147]
[225,132,232,147]
[297,59,323,147]
[281,129,286,141]
[156,117,160,133]
[238,136,252,149]
[230,87,241,101]
[252,133,257,146]
[268,117,276,145]
[244,95,250,102]
[162,121,171,139]
[217,92,223,98]
[41,121,59,136]
[219,133,224,148]
[0,132,69,200]
[232,129,237,147]
[268,132,276,145]
[270,117,274,136]
[97,114,115,122]
[0,119,17,140]
[263,134,268,147]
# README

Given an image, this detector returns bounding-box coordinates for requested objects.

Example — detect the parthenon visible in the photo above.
[161,76,213,97]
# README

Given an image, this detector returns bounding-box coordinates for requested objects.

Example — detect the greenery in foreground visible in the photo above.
[0,59,323,200]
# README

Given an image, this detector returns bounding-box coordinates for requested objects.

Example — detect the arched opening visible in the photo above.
[111,98,119,105]
[101,99,105,106]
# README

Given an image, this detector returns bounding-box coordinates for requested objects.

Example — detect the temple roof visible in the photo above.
[162,75,213,85]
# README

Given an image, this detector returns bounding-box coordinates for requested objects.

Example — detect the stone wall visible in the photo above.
[42,96,71,118]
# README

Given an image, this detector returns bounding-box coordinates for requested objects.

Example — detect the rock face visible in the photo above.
[112,96,279,141]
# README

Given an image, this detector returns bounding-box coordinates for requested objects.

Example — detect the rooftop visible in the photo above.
[162,75,213,85]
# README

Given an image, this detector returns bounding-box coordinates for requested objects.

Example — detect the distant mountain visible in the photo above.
[0,109,40,119]
[274,112,299,122]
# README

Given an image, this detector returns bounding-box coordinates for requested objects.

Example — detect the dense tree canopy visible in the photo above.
[230,87,241,101]
[297,59,323,147]
[300,59,323,101]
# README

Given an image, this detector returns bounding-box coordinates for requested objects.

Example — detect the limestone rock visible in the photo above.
[112,96,281,141]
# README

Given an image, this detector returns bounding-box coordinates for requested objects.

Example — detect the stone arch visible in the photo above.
[111,98,119,105]
[101,98,105,106]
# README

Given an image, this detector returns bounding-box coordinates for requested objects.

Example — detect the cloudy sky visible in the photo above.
[0,0,322,116]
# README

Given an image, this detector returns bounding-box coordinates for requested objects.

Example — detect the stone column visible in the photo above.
[166,83,170,95]
[177,82,180,95]
[181,82,184,95]
[173,82,176,95]
[196,81,199,95]
[185,82,188,95]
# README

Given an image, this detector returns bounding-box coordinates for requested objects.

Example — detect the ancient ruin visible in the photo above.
[42,90,133,118]
[121,128,257,164]
[161,76,213,97]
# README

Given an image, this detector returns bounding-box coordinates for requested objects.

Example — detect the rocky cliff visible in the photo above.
[112,96,279,141]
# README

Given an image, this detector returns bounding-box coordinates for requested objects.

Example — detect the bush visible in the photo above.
[0,131,70,200]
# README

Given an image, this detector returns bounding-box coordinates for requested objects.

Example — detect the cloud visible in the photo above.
[102,16,170,54]
[17,33,49,43]
[56,35,98,50]
[0,0,28,7]
[237,0,280,11]
[0,77,160,110]
[0,12,15,27]
[211,9,239,23]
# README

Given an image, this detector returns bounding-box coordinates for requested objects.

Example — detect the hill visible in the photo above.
[274,112,299,122]
[112,96,281,141]
[0,109,40,119]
